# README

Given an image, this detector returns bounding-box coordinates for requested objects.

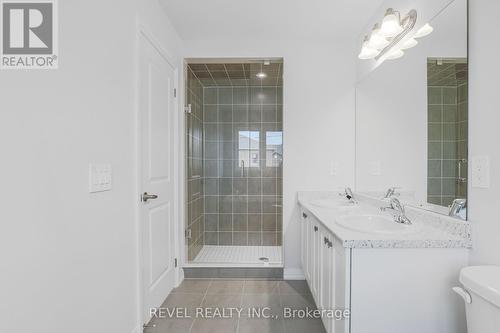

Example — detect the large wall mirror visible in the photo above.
[355,0,468,220]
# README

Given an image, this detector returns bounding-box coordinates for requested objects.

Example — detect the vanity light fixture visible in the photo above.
[358,8,433,62]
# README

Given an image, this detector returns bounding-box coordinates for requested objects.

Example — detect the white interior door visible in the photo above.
[139,32,176,324]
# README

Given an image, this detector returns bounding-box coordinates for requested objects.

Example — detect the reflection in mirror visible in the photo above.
[355,0,468,220]
[427,58,468,210]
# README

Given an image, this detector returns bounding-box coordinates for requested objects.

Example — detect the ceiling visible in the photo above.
[159,0,385,41]
[188,62,283,87]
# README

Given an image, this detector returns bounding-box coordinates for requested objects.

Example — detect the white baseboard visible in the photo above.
[284,267,305,280]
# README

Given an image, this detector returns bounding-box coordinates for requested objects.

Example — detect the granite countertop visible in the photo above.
[297,191,472,249]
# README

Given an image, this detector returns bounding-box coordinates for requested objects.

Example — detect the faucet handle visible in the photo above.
[449,198,467,217]
[384,186,402,198]
[345,187,354,200]
[389,197,405,214]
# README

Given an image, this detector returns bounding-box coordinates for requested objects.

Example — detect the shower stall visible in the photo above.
[184,59,283,268]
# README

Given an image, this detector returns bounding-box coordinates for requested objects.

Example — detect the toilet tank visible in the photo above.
[458,266,500,333]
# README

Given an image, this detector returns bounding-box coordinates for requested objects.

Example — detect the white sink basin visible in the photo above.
[309,198,357,209]
[336,215,416,235]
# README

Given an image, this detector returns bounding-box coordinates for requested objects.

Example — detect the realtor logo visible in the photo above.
[1,0,58,69]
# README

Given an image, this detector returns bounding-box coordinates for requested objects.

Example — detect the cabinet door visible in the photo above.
[319,228,329,319]
[322,231,336,333]
[309,216,321,301]
[317,225,328,310]
[306,212,312,283]
[300,211,308,281]
[334,240,349,333]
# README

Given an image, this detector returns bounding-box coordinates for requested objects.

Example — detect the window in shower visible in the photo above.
[185,60,283,266]
[238,130,260,169]
[265,131,283,167]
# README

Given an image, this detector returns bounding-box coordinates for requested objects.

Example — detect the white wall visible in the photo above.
[0,1,183,332]
[356,58,427,198]
[468,0,500,266]
[184,39,357,276]
[355,0,467,203]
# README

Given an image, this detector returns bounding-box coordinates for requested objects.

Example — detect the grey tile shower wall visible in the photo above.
[203,86,283,246]
[427,84,468,207]
[186,68,204,261]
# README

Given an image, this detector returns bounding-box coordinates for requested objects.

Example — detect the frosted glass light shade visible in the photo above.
[400,38,418,50]
[414,23,433,38]
[380,9,403,37]
[368,25,390,49]
[358,41,380,59]
[386,49,404,60]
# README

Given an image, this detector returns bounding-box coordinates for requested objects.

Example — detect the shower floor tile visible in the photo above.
[193,246,282,265]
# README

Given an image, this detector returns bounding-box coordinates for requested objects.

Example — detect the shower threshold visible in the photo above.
[185,245,283,268]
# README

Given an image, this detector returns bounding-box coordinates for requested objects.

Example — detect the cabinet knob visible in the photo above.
[314,226,318,232]
[302,212,308,218]
[324,237,329,244]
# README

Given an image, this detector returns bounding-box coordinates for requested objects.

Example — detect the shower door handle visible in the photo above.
[457,159,467,184]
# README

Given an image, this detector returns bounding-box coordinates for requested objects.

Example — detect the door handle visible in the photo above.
[142,192,158,202]
[457,159,467,184]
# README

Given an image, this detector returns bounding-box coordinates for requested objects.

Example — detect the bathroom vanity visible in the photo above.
[298,192,471,333]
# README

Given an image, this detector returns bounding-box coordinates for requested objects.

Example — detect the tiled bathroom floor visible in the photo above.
[145,279,326,333]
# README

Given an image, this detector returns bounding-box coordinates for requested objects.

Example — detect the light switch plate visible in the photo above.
[89,164,112,193]
[471,156,490,188]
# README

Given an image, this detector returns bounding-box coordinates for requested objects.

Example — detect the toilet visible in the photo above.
[453,266,500,333]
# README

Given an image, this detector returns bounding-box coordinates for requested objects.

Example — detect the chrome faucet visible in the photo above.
[381,197,411,225]
[383,186,401,199]
[344,187,356,203]
[449,198,466,218]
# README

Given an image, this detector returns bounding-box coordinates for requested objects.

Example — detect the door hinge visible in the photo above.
[174,88,177,97]
[174,258,178,267]
[184,104,192,114]
[185,228,192,239]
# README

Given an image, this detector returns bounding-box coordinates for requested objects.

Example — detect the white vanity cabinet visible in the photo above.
[299,207,468,333]
[300,209,350,333]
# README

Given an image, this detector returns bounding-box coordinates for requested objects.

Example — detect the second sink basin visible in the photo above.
[336,215,416,235]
